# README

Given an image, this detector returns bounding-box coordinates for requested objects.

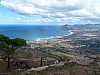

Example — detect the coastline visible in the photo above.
[26,30,74,43]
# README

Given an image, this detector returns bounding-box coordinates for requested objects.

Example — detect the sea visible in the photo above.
[0,25,71,41]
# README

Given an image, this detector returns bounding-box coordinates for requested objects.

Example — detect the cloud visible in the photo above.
[0,0,100,24]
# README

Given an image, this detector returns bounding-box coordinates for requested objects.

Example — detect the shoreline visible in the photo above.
[26,30,74,43]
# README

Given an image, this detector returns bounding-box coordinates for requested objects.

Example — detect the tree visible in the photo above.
[0,34,10,44]
[0,35,26,69]
[12,38,26,47]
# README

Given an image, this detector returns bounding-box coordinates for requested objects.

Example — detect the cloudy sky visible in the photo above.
[0,0,100,25]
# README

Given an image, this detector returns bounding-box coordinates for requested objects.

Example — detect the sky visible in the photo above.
[0,0,100,25]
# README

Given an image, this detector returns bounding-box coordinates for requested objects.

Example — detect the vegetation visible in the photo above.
[0,34,100,75]
[8,62,100,75]
[0,34,26,69]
